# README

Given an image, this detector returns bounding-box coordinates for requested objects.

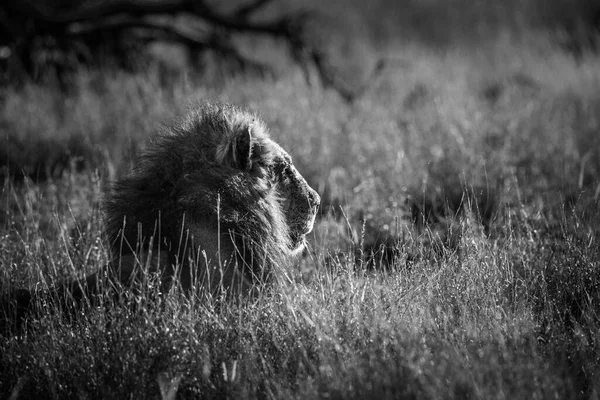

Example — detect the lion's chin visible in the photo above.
[290,236,307,256]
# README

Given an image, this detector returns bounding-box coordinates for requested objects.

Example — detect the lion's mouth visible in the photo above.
[289,219,316,254]
[304,212,317,234]
[290,235,307,255]
[290,228,310,253]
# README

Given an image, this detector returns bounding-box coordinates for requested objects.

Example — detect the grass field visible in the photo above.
[1,1,600,399]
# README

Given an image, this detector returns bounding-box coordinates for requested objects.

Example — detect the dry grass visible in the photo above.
[1,3,600,398]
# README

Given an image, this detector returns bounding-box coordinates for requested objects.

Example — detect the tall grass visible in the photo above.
[1,14,600,400]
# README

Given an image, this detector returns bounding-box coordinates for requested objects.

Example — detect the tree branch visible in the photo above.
[5,0,297,35]
[0,0,315,88]
[5,0,190,24]
[234,0,274,18]
[68,16,212,49]
[67,15,273,75]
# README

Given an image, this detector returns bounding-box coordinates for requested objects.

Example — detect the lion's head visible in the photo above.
[104,103,320,295]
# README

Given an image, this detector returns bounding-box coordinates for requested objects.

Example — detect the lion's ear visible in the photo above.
[216,126,253,170]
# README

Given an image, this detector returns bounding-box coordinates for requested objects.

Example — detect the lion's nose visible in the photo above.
[308,188,320,209]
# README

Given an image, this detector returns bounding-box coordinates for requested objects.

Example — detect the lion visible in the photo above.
[2,102,320,330]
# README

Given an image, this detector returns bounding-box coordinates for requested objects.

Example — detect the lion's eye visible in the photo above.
[271,162,291,185]
[272,160,285,175]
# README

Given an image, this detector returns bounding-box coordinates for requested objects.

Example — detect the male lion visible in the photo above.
[2,102,320,330]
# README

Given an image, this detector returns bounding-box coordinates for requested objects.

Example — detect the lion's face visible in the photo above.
[211,109,320,255]
[268,141,320,253]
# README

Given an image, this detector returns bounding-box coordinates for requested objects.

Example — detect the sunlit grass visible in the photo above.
[1,26,600,399]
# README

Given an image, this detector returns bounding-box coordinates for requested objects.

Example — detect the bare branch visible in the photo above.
[186,1,295,35]
[68,16,210,42]
[5,0,297,35]
[68,15,273,76]
[5,0,190,24]
[234,0,274,18]
[0,0,317,88]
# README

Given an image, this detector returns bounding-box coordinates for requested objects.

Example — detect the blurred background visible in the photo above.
[2,0,600,251]
[3,0,600,250]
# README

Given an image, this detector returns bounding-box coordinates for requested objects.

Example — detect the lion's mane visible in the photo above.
[104,103,292,285]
